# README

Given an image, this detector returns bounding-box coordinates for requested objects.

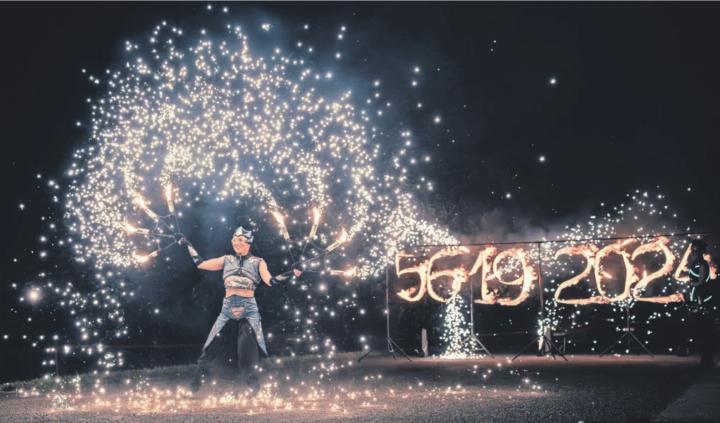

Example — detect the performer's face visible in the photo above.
[232,235,251,256]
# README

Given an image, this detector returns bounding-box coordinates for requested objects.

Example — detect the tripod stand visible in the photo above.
[358,266,412,362]
[599,303,653,357]
[512,242,567,361]
[468,278,494,357]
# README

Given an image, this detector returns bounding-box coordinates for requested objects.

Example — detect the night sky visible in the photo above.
[2,2,720,382]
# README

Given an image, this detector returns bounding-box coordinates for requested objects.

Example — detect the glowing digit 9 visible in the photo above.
[491,248,536,306]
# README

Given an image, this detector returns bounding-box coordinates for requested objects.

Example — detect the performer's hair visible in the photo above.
[691,239,708,253]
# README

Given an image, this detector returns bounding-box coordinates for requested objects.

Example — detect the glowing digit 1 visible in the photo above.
[395,252,428,302]
[630,237,679,303]
[427,247,470,303]
[468,246,497,304]
[553,244,601,305]
[594,240,637,302]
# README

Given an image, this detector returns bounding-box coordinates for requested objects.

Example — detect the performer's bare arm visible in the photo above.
[185,241,224,270]
[196,256,224,271]
[259,259,273,286]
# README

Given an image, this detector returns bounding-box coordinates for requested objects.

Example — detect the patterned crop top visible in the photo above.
[222,255,263,291]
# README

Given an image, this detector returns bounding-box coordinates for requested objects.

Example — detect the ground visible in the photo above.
[0,354,717,422]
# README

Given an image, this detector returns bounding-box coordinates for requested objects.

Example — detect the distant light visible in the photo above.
[549,77,557,85]
[433,115,441,124]
[27,288,41,304]
[505,192,512,199]
[538,155,546,163]
[261,23,272,32]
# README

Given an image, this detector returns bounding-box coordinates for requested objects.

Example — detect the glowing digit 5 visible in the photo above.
[395,252,428,302]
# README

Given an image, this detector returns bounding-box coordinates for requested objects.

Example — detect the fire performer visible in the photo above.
[683,240,717,367]
[182,226,301,392]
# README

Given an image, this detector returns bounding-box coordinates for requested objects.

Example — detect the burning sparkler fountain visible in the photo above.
[51,18,465,380]
[10,16,710,416]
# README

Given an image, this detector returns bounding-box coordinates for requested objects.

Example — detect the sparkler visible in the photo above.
[13,7,712,409]
[309,207,322,241]
[123,223,150,236]
[270,209,291,242]
[65,22,453,278]
[324,228,349,253]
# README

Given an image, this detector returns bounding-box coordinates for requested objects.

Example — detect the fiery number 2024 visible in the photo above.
[395,237,703,305]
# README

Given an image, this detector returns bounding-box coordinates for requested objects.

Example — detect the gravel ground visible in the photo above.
[0,354,710,423]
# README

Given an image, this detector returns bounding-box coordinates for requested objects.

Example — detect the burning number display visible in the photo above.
[395,238,711,305]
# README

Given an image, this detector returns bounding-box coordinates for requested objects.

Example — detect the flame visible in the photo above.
[395,252,428,302]
[631,237,677,303]
[133,250,159,264]
[469,246,497,304]
[491,248,536,306]
[164,183,175,214]
[270,209,290,241]
[593,240,637,302]
[131,194,159,220]
[308,207,322,240]
[329,266,356,278]
[124,222,150,236]
[554,244,602,305]
[426,247,469,303]
[325,227,348,252]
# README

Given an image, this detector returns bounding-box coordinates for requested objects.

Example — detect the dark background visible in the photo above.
[1,2,719,382]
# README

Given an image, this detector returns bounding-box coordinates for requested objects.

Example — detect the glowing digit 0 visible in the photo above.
[594,240,637,302]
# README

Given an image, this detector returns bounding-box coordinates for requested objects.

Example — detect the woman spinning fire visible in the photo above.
[182,226,301,392]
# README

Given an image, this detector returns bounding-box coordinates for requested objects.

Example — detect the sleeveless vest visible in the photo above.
[222,255,262,290]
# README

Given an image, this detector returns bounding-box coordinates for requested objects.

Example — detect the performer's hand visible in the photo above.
[293,268,303,277]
